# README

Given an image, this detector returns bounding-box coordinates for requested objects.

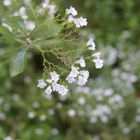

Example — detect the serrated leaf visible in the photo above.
[10,50,27,77]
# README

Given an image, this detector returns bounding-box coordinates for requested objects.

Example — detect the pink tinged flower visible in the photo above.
[57,85,68,96]
[37,79,46,88]
[45,86,52,95]
[66,66,79,83]
[52,82,60,92]
[69,66,79,78]
[74,17,88,28]
[52,83,68,95]
[75,57,86,68]
[66,6,78,16]
[87,38,96,50]
[66,76,75,83]
[50,71,60,82]
[93,58,104,69]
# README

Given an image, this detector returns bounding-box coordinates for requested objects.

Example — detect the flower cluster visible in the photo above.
[87,38,104,69]
[2,2,36,32]
[37,5,104,96]
[1,1,104,96]
[66,6,88,28]
[66,58,89,86]
[90,104,111,123]
[41,0,56,16]
[92,52,104,69]
[13,6,36,31]
[37,71,68,96]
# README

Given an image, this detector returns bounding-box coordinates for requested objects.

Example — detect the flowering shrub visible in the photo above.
[0,0,140,140]
[0,0,103,96]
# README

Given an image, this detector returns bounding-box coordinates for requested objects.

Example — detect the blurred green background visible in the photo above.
[0,0,140,140]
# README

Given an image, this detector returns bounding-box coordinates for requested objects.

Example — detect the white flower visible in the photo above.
[66,7,87,28]
[0,112,6,121]
[42,0,50,8]
[66,6,78,16]
[66,76,75,83]
[92,52,101,59]
[37,79,46,88]
[93,58,104,69]
[90,117,97,123]
[52,128,59,135]
[19,6,28,20]
[66,66,79,83]
[135,115,140,123]
[45,86,52,95]
[75,57,86,67]
[80,70,89,78]
[52,83,68,95]
[87,38,96,50]
[77,70,89,86]
[28,112,35,119]
[3,0,11,6]
[52,82,60,91]
[108,94,124,108]
[92,52,104,69]
[78,97,85,105]
[38,71,68,96]
[77,75,86,86]
[4,136,13,140]
[69,66,79,78]
[66,66,89,86]
[57,85,68,96]
[50,71,60,82]
[39,114,47,121]
[92,105,111,117]
[74,17,88,28]
[24,0,30,5]
[48,4,56,16]
[101,115,108,123]
[25,20,36,31]
[67,109,76,117]
[123,127,131,134]
[67,15,75,22]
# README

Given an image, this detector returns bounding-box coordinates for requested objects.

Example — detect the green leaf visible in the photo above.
[6,16,25,31]
[10,49,27,77]
[31,22,62,40]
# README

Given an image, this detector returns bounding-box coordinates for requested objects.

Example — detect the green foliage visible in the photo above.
[9,49,27,77]
[0,0,140,140]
